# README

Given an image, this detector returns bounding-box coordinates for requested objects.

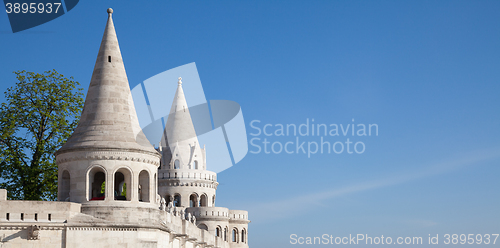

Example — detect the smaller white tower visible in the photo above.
[158,78,249,248]
[158,77,217,208]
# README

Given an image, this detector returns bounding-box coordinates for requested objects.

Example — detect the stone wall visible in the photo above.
[0,189,236,248]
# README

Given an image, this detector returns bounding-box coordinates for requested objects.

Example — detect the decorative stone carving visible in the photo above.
[28,225,40,240]
[160,197,166,211]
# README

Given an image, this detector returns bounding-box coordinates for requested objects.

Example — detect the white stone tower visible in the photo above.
[158,78,250,247]
[55,8,161,214]
[158,77,214,208]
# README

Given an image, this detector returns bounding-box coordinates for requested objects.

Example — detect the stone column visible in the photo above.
[106,169,114,202]
[131,169,138,202]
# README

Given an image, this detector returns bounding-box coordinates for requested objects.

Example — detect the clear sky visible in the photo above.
[1,1,499,247]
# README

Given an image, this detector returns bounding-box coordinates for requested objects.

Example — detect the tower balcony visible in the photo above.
[185,207,229,221]
[158,169,217,183]
[228,210,249,223]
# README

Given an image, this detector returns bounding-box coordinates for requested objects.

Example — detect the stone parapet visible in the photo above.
[228,210,250,224]
[0,200,81,223]
[185,207,230,222]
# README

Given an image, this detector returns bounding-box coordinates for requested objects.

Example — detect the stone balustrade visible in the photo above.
[158,169,217,182]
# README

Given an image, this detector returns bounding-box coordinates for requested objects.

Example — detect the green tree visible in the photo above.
[101,181,105,195]
[0,70,84,200]
[121,183,126,197]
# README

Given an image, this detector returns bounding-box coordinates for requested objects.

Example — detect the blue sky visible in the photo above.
[1,1,499,247]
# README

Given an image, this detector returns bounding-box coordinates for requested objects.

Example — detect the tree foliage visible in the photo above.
[0,70,84,200]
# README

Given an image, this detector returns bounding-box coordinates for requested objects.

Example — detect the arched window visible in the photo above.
[199,194,207,207]
[198,224,208,231]
[216,226,222,237]
[115,172,126,200]
[60,170,70,201]
[114,168,131,201]
[242,228,246,243]
[224,227,227,241]
[174,160,180,169]
[189,194,198,207]
[174,194,181,207]
[89,167,106,201]
[232,228,238,242]
[212,195,215,206]
[194,160,198,170]
[139,170,150,202]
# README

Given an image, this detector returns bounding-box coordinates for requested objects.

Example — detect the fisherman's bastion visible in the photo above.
[0,8,249,248]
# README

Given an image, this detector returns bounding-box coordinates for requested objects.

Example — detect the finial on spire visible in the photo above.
[178,77,182,86]
[107,8,113,16]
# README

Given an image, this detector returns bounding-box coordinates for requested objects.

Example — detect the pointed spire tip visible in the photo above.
[107,8,113,15]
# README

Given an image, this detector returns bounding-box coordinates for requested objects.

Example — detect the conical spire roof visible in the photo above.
[57,9,157,156]
[162,78,201,157]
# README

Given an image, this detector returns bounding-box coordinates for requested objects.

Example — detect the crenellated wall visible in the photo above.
[0,191,81,223]
[187,207,230,220]
[228,210,249,222]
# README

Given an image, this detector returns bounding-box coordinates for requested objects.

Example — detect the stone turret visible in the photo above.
[55,9,160,213]
[161,77,207,171]
[157,78,216,208]
[157,78,249,248]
